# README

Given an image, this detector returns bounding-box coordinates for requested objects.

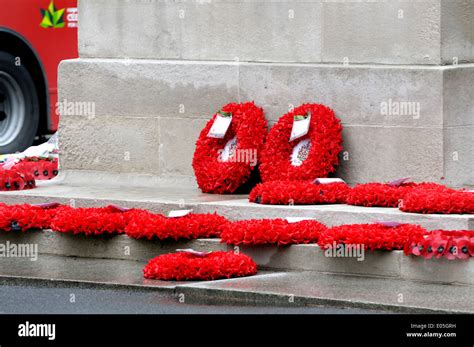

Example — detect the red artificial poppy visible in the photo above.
[249,180,350,205]
[15,157,59,181]
[192,102,267,194]
[143,251,257,281]
[0,167,35,191]
[125,211,228,240]
[259,103,342,182]
[318,223,428,251]
[400,190,474,214]
[346,182,451,208]
[406,230,474,260]
[221,218,327,246]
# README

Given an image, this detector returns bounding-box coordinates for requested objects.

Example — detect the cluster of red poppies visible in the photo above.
[404,230,474,260]
[125,210,228,240]
[400,190,474,214]
[143,251,257,281]
[221,218,327,246]
[345,182,451,208]
[0,203,57,231]
[0,203,228,240]
[317,223,427,251]
[15,157,59,181]
[0,157,59,192]
[249,180,350,205]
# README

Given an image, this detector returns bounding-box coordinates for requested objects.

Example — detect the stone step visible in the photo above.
[1,228,472,286]
[0,254,472,313]
[1,181,472,230]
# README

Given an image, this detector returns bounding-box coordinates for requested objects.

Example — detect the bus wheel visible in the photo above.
[0,51,39,154]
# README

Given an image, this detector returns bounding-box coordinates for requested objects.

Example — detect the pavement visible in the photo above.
[0,255,472,314]
[0,278,385,314]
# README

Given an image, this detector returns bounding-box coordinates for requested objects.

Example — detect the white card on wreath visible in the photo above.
[167,209,193,218]
[286,217,314,223]
[313,178,346,185]
[289,112,311,141]
[207,112,232,139]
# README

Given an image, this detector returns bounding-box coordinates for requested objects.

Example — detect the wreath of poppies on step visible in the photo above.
[0,203,61,232]
[405,230,474,260]
[143,251,257,281]
[249,180,350,205]
[125,211,228,240]
[15,157,59,180]
[259,103,342,182]
[50,205,137,236]
[400,190,474,214]
[317,223,427,251]
[345,180,452,208]
[221,218,327,246]
[192,102,267,194]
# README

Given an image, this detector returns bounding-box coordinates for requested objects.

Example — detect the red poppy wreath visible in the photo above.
[221,218,327,246]
[143,251,257,281]
[192,102,267,194]
[317,222,427,251]
[0,203,62,232]
[125,211,228,240]
[400,190,474,214]
[0,166,36,191]
[259,103,342,182]
[249,180,350,205]
[50,205,137,236]
[345,180,452,208]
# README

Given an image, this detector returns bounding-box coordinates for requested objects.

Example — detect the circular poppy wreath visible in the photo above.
[249,180,350,205]
[0,203,60,232]
[192,102,267,194]
[143,251,257,281]
[51,205,137,236]
[317,223,427,251]
[221,218,327,246]
[345,182,451,208]
[125,211,228,240]
[405,230,474,260]
[400,190,474,214]
[259,103,342,182]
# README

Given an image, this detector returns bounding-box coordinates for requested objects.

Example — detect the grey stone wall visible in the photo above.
[58,0,474,188]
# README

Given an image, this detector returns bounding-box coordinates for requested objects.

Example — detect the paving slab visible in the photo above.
[177,271,474,313]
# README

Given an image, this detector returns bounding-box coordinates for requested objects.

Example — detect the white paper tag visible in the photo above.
[313,178,346,185]
[167,209,193,218]
[207,111,232,139]
[176,248,209,257]
[290,139,311,167]
[285,217,314,223]
[289,112,311,142]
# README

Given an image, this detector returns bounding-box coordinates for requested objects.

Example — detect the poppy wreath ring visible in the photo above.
[259,103,343,182]
[192,102,267,194]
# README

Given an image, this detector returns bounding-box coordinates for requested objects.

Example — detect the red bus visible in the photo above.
[0,0,77,154]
